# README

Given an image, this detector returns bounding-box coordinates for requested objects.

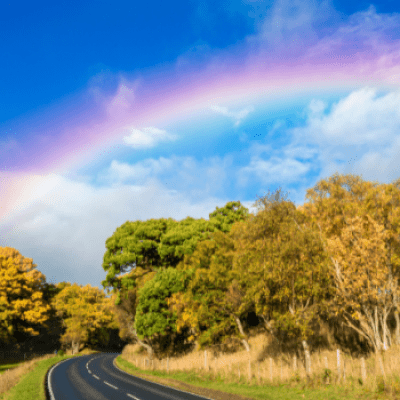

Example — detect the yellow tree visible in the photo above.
[230,189,333,355]
[302,173,400,353]
[0,247,51,345]
[52,283,117,354]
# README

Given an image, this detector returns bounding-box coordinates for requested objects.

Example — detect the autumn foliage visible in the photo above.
[0,247,51,345]
[102,175,400,361]
[2,174,400,362]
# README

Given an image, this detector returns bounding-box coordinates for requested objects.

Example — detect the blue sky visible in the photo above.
[1,0,400,294]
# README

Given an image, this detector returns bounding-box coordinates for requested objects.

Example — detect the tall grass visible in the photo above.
[120,334,400,396]
[0,353,54,398]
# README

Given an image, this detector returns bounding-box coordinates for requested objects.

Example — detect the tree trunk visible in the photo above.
[71,340,80,355]
[394,310,400,345]
[302,340,311,374]
[233,314,250,352]
[374,306,383,351]
[131,327,154,359]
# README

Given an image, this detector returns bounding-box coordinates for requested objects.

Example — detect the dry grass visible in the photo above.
[0,353,54,397]
[120,334,400,394]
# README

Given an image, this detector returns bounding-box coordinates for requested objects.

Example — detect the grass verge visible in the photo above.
[114,355,389,400]
[0,349,100,400]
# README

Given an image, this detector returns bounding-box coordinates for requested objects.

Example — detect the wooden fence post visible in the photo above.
[337,349,341,383]
[361,357,367,383]
[324,356,329,384]
[343,358,346,381]
[305,350,311,375]
[270,357,273,382]
[378,353,386,381]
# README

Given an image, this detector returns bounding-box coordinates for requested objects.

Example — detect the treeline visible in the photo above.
[0,248,125,356]
[1,171,400,360]
[102,172,400,360]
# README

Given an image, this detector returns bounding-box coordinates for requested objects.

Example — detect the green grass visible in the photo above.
[0,352,98,400]
[114,356,390,400]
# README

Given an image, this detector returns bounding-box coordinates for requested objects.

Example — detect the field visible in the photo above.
[116,334,400,400]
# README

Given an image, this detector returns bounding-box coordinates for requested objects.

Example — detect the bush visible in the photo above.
[57,350,65,356]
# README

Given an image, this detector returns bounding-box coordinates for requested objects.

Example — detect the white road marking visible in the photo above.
[93,374,100,379]
[104,381,118,390]
[112,357,212,400]
[127,394,141,400]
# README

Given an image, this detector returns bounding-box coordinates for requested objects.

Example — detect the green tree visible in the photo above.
[102,202,250,299]
[102,218,177,294]
[134,267,191,358]
[208,200,250,233]
[169,228,254,352]
[103,203,250,353]
[157,217,217,266]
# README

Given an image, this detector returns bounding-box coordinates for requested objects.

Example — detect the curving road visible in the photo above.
[47,352,212,400]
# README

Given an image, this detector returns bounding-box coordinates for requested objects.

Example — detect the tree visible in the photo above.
[157,217,217,266]
[0,247,51,345]
[170,229,253,352]
[208,201,250,233]
[230,188,333,354]
[102,202,250,299]
[302,173,400,353]
[103,203,250,353]
[52,283,117,354]
[102,218,177,294]
[134,267,191,358]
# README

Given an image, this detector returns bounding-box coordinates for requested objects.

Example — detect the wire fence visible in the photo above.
[0,350,53,363]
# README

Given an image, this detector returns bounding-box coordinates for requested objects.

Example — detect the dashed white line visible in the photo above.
[93,374,100,379]
[104,381,118,390]
[127,394,141,400]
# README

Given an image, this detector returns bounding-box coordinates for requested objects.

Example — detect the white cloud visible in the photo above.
[235,87,400,195]
[122,126,177,149]
[209,104,255,127]
[303,88,400,145]
[238,156,312,187]
[304,5,400,61]
[244,0,339,58]
[290,87,400,185]
[98,155,234,199]
[108,158,174,182]
[0,173,233,292]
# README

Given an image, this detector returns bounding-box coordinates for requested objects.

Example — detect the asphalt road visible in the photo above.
[47,352,212,400]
